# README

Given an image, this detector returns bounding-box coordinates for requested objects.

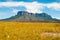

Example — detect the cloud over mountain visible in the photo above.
[0,2,60,13]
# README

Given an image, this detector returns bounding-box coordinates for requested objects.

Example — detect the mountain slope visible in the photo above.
[0,11,60,22]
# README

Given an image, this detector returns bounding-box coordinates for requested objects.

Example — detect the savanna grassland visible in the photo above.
[0,22,60,40]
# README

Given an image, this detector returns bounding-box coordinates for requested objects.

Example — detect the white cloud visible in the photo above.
[0,2,60,13]
[0,2,44,13]
[46,3,60,10]
[25,2,44,13]
[0,2,24,7]
[12,9,19,14]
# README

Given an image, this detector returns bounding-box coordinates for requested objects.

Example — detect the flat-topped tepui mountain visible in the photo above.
[0,11,60,22]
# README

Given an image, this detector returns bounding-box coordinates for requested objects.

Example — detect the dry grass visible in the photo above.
[0,22,60,40]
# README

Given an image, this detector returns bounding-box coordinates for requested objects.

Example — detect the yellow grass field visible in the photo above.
[0,22,60,40]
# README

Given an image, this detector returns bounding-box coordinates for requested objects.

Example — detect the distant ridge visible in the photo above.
[0,11,60,22]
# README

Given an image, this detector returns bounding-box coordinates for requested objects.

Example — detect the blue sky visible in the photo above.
[0,0,60,19]
[0,0,60,3]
